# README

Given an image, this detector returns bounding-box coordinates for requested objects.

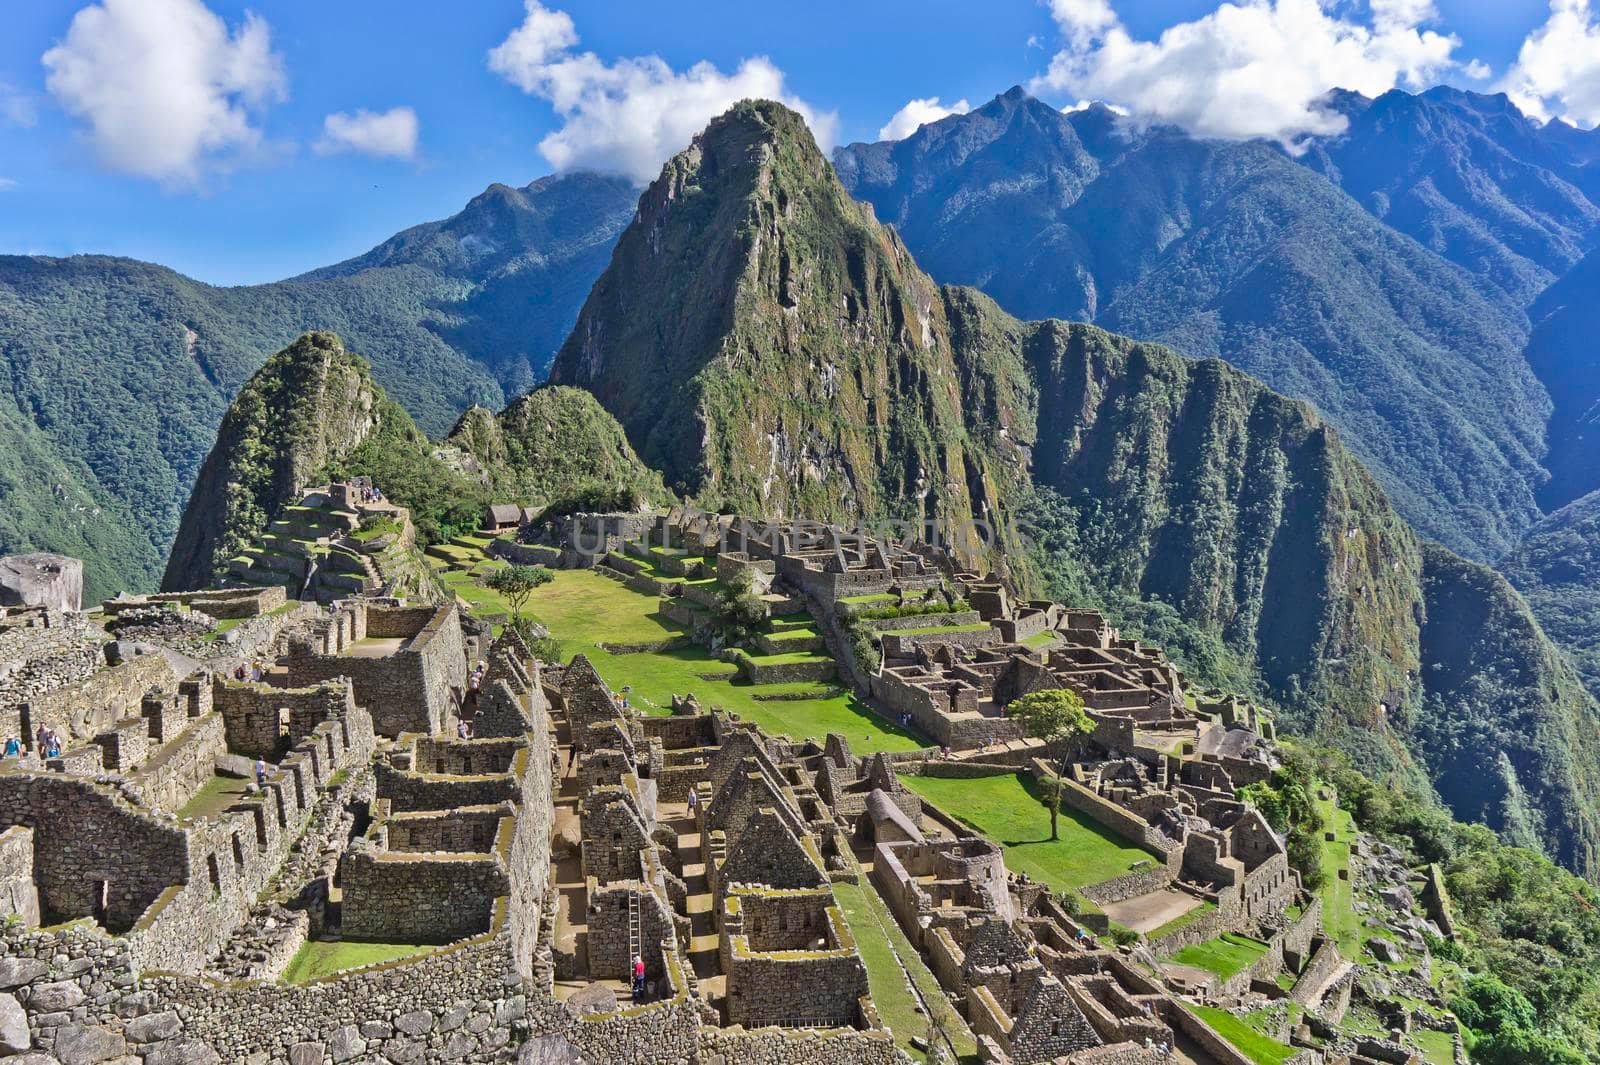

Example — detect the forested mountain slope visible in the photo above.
[1520,246,1600,511]
[0,172,636,599]
[551,99,1600,876]
[1301,86,1600,305]
[834,87,1548,563]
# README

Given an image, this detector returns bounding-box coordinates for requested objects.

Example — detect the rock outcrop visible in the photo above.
[0,553,83,612]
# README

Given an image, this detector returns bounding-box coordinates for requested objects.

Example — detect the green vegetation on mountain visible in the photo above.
[1310,746,1600,1062]
[1303,86,1600,305]
[552,98,1600,877]
[1502,491,1600,704]
[835,87,1548,563]
[444,385,668,516]
[0,172,637,597]
[1521,247,1600,511]
[163,332,386,589]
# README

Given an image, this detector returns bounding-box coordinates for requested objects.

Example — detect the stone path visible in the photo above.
[666,808,726,1016]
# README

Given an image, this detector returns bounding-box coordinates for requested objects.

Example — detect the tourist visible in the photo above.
[255,759,267,787]
[234,663,247,681]
[566,745,577,775]
[687,788,698,816]
[46,731,61,759]
[34,724,48,755]
[466,668,482,708]
[250,661,263,683]
[631,955,646,1001]
[457,719,470,740]
[2,736,19,759]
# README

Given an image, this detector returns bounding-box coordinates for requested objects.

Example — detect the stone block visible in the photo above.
[142,1041,221,1065]
[125,1010,182,1043]
[28,980,86,1011]
[0,958,47,989]
[52,1023,126,1065]
[288,1042,324,1065]
[0,553,83,612]
[0,991,29,1054]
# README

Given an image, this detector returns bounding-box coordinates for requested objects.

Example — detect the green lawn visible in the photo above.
[281,940,435,984]
[1170,932,1270,979]
[1414,1028,1456,1065]
[522,570,922,754]
[899,772,1157,891]
[1316,791,1363,957]
[177,773,254,821]
[1188,1005,1296,1065]
[878,623,991,637]
[832,879,977,1063]
[1022,631,1058,647]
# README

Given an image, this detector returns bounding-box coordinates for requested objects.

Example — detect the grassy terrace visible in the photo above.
[1316,790,1365,958]
[281,940,436,985]
[899,772,1156,892]
[1188,1005,1295,1065]
[1170,932,1269,979]
[832,878,977,1063]
[437,563,923,754]
[877,623,992,637]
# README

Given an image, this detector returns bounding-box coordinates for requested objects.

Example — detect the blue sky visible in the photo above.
[0,0,1574,285]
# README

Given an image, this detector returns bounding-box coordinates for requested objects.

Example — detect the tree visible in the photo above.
[1010,688,1095,841]
[485,564,552,622]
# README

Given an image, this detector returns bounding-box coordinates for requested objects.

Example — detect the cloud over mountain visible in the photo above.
[878,96,971,140]
[1501,0,1600,128]
[488,0,837,183]
[1030,0,1461,149]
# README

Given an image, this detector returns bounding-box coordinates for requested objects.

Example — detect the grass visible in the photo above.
[1022,631,1058,647]
[281,940,436,984]
[832,878,977,1063]
[877,623,991,637]
[899,772,1157,891]
[1415,1028,1456,1065]
[1316,790,1363,957]
[1171,932,1270,979]
[1146,899,1216,941]
[521,569,923,754]
[1189,1005,1296,1065]
[177,773,253,821]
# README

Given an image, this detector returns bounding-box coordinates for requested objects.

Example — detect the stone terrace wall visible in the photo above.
[700,1025,904,1064]
[342,844,510,943]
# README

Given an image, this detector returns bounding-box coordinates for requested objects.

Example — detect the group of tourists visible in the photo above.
[31,725,62,759]
[358,484,384,505]
[233,660,266,683]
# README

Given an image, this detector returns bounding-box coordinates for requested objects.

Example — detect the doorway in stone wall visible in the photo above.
[91,879,109,927]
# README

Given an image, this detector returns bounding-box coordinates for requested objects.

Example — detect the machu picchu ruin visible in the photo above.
[0,503,1480,1064]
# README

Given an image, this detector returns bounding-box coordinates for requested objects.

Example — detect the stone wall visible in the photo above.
[215,677,351,761]
[341,843,510,943]
[130,711,227,812]
[0,825,39,927]
[286,604,466,737]
[699,1025,903,1064]
[18,652,174,751]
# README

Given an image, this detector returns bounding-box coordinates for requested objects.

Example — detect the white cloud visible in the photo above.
[1463,59,1492,80]
[0,178,17,191]
[1500,0,1600,128]
[42,0,286,185]
[488,1,837,183]
[1030,0,1462,150]
[316,107,419,160]
[0,82,37,127]
[878,96,971,140]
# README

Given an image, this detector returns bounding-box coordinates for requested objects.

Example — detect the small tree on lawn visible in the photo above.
[1010,688,1094,841]
[485,565,552,623]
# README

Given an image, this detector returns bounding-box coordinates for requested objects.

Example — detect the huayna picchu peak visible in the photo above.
[6,7,1600,1058]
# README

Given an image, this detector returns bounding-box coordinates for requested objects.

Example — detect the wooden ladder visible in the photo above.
[627,890,642,978]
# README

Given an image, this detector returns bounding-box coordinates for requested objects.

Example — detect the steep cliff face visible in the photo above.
[162,333,384,590]
[553,100,1600,875]
[835,87,1548,563]
[549,101,1002,557]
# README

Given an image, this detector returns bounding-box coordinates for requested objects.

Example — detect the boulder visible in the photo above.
[0,991,29,1054]
[0,554,82,612]
[51,1023,125,1065]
